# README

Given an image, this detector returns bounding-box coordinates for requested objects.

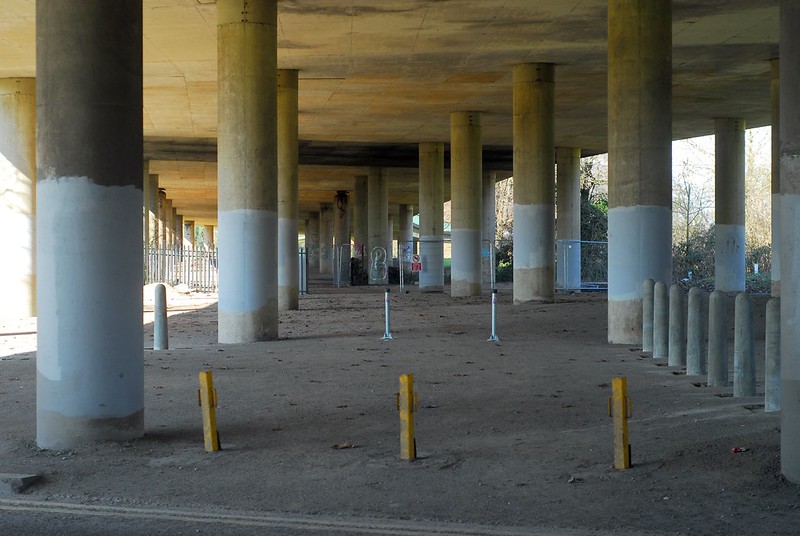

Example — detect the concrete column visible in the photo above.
[36,0,143,448]
[334,191,350,283]
[714,117,746,293]
[164,198,174,247]
[419,142,445,292]
[278,69,299,311]
[556,147,582,290]
[653,281,669,359]
[319,202,334,274]
[668,284,686,367]
[399,204,413,266]
[368,167,389,284]
[158,189,168,249]
[708,290,728,387]
[205,225,215,248]
[513,64,555,303]
[0,78,36,318]
[642,279,655,353]
[184,220,195,249]
[780,0,800,481]
[733,292,756,397]
[143,161,151,275]
[353,175,368,258]
[771,59,781,297]
[387,213,395,264]
[307,212,320,270]
[766,297,780,411]
[451,111,482,297]
[217,0,278,343]
[482,172,496,283]
[607,0,672,343]
[148,174,159,247]
[686,287,707,376]
[174,212,183,253]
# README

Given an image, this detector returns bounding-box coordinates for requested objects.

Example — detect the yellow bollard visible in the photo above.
[395,373,418,460]
[608,376,632,470]
[197,370,221,452]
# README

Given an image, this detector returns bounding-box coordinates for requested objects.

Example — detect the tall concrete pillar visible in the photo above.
[217,0,278,343]
[278,69,299,311]
[556,147,582,290]
[334,191,350,282]
[184,220,195,249]
[0,78,36,318]
[771,59,781,297]
[164,198,174,247]
[148,174,159,247]
[319,202,334,274]
[482,172,496,282]
[780,0,800,483]
[174,212,183,252]
[158,189,168,249]
[607,0,672,343]
[451,111,483,297]
[368,167,389,284]
[307,212,320,270]
[419,142,445,292]
[353,175,369,258]
[36,0,143,448]
[143,161,151,274]
[513,63,555,303]
[387,213,395,263]
[203,224,215,249]
[715,117,746,293]
[399,204,414,265]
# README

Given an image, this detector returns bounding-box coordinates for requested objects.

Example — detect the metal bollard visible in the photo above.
[396,373,417,460]
[686,287,707,376]
[154,283,168,351]
[487,289,500,342]
[653,282,669,359]
[765,297,781,412]
[382,288,394,340]
[642,279,655,353]
[197,370,221,452]
[668,284,686,367]
[608,377,632,470]
[733,292,756,397]
[707,290,728,387]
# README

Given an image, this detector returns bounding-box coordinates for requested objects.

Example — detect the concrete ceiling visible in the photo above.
[0,0,780,223]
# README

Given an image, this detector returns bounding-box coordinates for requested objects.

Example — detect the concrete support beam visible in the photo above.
[482,172,496,283]
[35,0,144,448]
[387,213,395,263]
[771,59,781,297]
[307,211,320,270]
[164,198,174,247]
[278,69,299,311]
[368,167,389,285]
[203,224,215,249]
[780,0,800,482]
[450,111,482,297]
[353,175,368,259]
[399,203,413,263]
[419,142,445,292]
[158,189,167,249]
[0,77,36,318]
[143,161,151,272]
[556,147,582,290]
[148,174,159,247]
[334,191,350,282]
[319,202,333,274]
[607,0,672,343]
[513,63,555,303]
[714,117,746,293]
[184,220,195,249]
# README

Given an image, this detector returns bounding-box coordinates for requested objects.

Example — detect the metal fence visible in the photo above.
[146,247,219,291]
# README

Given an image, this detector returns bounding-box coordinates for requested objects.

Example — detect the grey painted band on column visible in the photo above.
[653,281,669,359]
[36,0,144,449]
[733,292,756,397]
[686,287,707,376]
[707,290,728,387]
[668,284,686,367]
[419,235,444,292]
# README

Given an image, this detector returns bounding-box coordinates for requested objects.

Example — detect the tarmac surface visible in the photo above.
[0,283,797,535]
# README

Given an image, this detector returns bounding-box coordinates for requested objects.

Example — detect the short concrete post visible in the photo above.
[668,284,686,367]
[642,279,655,353]
[733,292,756,397]
[765,297,781,412]
[707,290,728,387]
[653,282,669,359]
[154,283,168,351]
[686,287,707,375]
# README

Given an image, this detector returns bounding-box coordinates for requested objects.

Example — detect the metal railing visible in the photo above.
[146,246,218,291]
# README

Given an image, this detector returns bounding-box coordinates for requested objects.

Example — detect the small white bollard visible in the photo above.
[487,289,500,342]
[382,288,394,340]
[154,283,168,351]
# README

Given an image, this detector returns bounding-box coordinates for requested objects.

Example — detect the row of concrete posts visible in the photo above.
[642,279,781,412]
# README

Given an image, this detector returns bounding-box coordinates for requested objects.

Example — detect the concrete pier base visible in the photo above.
[653,282,668,359]
[668,284,686,367]
[765,297,780,411]
[686,287,707,376]
[642,279,655,353]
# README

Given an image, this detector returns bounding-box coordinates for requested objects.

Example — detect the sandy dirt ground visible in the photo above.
[0,283,798,535]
